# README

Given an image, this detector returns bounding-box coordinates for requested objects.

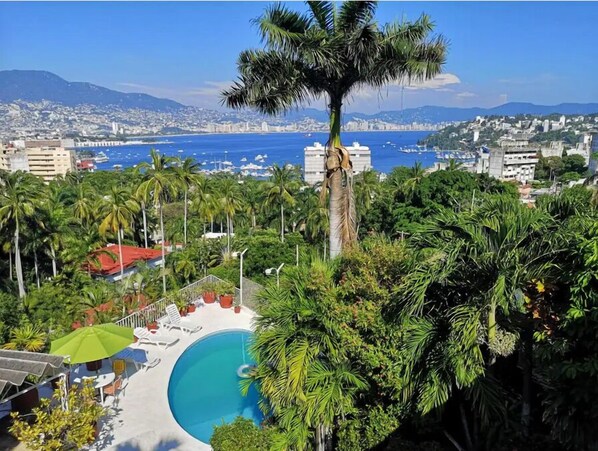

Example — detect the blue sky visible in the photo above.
[1,1,597,113]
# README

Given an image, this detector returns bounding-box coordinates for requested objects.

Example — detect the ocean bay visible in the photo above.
[89,130,435,173]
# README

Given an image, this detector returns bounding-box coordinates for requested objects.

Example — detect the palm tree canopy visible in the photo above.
[222,1,447,115]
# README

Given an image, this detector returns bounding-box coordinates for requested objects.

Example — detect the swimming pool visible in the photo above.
[167,330,263,443]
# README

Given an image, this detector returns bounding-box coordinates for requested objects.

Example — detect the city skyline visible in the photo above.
[1,2,598,113]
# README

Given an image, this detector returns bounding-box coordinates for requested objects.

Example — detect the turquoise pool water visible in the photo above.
[167,330,263,443]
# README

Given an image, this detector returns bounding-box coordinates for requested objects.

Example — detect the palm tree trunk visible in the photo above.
[141,201,148,248]
[252,212,256,229]
[226,213,231,254]
[9,250,12,281]
[33,250,40,289]
[50,246,57,277]
[520,328,533,437]
[159,200,167,293]
[118,227,125,280]
[280,203,285,242]
[183,189,188,246]
[488,303,497,365]
[315,424,325,451]
[327,100,353,258]
[14,223,26,298]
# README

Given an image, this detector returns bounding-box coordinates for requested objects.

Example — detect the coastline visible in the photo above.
[133,129,436,140]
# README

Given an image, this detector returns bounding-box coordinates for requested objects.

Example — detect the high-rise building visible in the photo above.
[589,132,598,175]
[0,142,76,182]
[112,122,119,135]
[488,146,539,184]
[261,122,269,132]
[303,142,372,185]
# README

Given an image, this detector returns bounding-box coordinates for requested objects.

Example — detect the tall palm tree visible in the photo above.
[174,157,202,245]
[189,174,211,237]
[98,186,140,280]
[218,178,242,254]
[137,149,177,293]
[354,169,379,232]
[402,161,425,199]
[0,172,42,298]
[222,1,446,258]
[398,197,561,447]
[71,184,96,227]
[242,179,264,230]
[265,164,300,242]
[246,261,366,450]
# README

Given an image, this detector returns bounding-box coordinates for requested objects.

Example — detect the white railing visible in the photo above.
[114,275,238,329]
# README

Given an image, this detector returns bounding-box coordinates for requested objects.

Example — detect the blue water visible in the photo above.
[88,131,435,174]
[167,330,263,443]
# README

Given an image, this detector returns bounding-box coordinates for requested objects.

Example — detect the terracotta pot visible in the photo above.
[234,305,241,314]
[188,304,197,313]
[220,294,233,309]
[147,322,158,331]
[203,291,216,304]
[86,359,103,372]
[179,308,188,317]
[12,388,40,415]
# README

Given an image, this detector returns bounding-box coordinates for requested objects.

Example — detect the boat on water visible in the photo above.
[113,164,123,170]
[177,149,184,153]
[93,151,109,163]
[240,157,247,162]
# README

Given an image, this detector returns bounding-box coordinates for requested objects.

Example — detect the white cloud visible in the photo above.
[403,73,461,90]
[456,91,477,98]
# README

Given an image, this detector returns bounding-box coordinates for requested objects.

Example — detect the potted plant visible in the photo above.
[233,299,241,314]
[201,281,218,304]
[142,308,158,331]
[217,281,235,309]
[173,293,189,317]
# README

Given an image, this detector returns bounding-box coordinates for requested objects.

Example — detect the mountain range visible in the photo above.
[2,70,598,123]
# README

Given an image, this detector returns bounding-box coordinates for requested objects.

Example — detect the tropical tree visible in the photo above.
[174,157,202,245]
[246,261,367,450]
[402,161,425,199]
[265,164,299,242]
[0,172,43,298]
[398,197,561,448]
[218,178,243,255]
[223,0,446,257]
[2,322,47,352]
[98,186,140,280]
[137,149,177,293]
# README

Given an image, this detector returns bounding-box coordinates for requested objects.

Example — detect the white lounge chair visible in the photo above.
[134,327,179,350]
[162,304,202,335]
[114,347,161,372]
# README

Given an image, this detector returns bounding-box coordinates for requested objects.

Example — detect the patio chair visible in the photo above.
[112,358,127,378]
[162,304,202,335]
[114,347,161,372]
[103,375,128,406]
[133,327,179,350]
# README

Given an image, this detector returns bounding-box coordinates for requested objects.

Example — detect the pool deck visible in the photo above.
[95,303,255,451]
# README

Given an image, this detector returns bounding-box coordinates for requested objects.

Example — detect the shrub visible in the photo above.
[211,417,280,451]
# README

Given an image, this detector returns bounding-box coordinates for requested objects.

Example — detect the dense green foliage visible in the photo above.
[245,185,598,450]
[211,417,281,451]
[535,154,588,181]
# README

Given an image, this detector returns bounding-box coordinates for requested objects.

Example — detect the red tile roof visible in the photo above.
[87,245,166,276]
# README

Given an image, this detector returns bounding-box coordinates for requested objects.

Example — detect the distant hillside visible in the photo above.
[0,70,184,112]
[2,70,597,122]
[344,103,598,124]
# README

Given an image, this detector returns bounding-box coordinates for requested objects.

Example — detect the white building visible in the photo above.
[261,122,269,133]
[0,143,76,182]
[303,141,372,185]
[111,122,119,135]
[488,146,539,184]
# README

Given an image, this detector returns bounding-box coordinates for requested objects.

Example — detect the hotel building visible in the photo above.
[303,141,372,185]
